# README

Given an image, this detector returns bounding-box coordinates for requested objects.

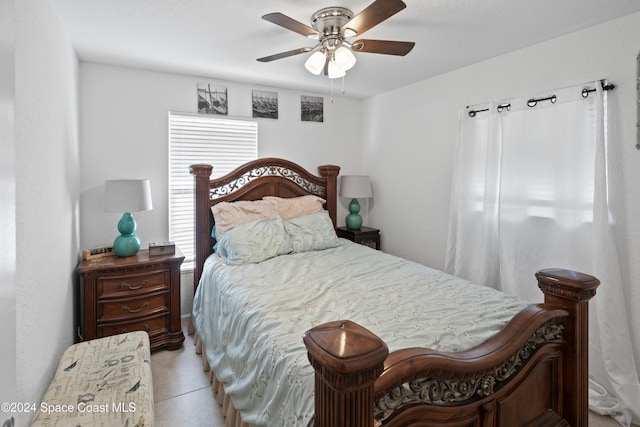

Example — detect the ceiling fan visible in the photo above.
[257,0,415,80]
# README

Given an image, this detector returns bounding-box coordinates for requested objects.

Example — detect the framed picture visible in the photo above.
[301,95,323,122]
[198,83,228,115]
[252,90,278,119]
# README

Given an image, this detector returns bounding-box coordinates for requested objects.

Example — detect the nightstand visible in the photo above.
[77,249,185,352]
[336,226,380,250]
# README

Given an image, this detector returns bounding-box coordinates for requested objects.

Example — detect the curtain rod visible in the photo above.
[467,79,615,118]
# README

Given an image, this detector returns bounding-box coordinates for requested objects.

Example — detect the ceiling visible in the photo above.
[51,0,640,99]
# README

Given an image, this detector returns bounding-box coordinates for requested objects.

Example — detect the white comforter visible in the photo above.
[192,239,530,426]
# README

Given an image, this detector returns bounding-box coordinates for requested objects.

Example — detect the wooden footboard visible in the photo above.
[304,269,599,427]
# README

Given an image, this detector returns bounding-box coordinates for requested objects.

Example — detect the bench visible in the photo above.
[31,331,154,426]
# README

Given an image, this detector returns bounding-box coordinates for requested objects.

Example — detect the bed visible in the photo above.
[190,158,599,427]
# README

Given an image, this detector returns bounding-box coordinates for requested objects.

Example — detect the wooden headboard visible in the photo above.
[189,158,340,294]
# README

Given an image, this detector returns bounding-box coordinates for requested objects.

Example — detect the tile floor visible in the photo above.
[151,318,224,426]
[151,318,625,427]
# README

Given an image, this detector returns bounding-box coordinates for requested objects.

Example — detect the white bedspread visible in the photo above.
[192,240,530,426]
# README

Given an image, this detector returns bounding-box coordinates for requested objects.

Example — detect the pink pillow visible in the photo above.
[211,199,278,237]
[262,195,326,221]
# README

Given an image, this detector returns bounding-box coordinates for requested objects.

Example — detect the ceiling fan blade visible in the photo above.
[262,12,322,39]
[351,39,415,56]
[257,47,313,62]
[342,0,407,37]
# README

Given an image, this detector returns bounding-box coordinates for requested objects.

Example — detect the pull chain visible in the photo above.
[330,78,334,103]
[329,76,346,102]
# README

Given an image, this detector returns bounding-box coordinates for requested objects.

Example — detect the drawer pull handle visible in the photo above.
[122,302,148,313]
[121,324,149,333]
[120,279,148,290]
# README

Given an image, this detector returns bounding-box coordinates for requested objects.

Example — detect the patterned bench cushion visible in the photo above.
[31,331,153,426]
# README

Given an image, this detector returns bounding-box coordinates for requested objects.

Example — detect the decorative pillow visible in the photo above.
[284,211,340,253]
[211,199,278,237]
[263,195,326,221]
[216,216,293,265]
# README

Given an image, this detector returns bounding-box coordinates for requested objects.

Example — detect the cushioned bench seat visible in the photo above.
[31,331,154,427]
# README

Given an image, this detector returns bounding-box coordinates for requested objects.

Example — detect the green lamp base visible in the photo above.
[113,234,141,257]
[345,198,363,230]
[113,212,141,257]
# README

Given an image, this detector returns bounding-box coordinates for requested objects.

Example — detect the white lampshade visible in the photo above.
[104,179,153,213]
[339,175,372,199]
[334,46,356,71]
[305,51,326,75]
[328,59,346,79]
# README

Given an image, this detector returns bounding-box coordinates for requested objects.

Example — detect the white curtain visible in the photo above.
[445,82,640,426]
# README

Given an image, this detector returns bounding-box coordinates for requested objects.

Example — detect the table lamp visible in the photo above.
[339,175,372,230]
[104,179,153,257]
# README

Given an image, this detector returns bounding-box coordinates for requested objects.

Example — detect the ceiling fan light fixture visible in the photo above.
[334,46,356,71]
[305,51,326,75]
[328,59,346,79]
[259,1,415,89]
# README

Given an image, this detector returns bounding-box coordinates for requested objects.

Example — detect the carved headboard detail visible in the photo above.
[189,158,340,295]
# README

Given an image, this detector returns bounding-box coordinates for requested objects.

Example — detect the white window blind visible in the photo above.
[169,112,258,269]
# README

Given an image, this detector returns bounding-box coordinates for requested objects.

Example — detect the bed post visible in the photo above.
[304,320,388,427]
[318,165,340,228]
[536,268,599,427]
[189,164,213,334]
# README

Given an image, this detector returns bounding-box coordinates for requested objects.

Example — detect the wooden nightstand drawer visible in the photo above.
[77,249,185,351]
[98,269,168,298]
[98,291,168,322]
[98,313,168,338]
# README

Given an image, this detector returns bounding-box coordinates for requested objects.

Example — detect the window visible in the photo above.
[168,112,258,269]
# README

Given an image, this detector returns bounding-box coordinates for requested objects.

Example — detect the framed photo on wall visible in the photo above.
[198,83,228,115]
[301,95,323,122]
[252,90,278,119]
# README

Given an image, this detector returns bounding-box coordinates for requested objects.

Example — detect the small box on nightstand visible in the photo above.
[149,241,175,256]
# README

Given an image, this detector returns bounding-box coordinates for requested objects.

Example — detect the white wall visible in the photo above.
[0,0,17,416]
[363,10,640,364]
[14,0,80,424]
[79,63,363,314]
